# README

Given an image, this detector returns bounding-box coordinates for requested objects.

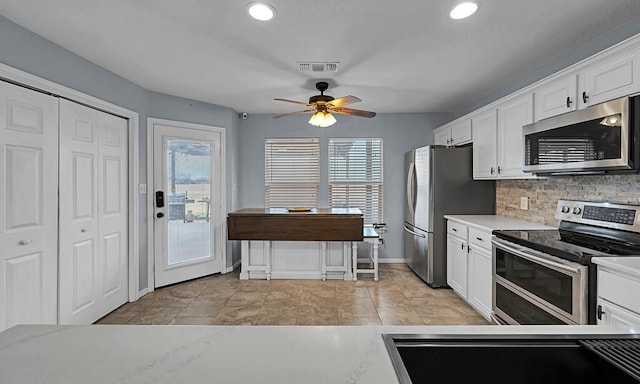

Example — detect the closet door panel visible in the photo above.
[0,81,58,332]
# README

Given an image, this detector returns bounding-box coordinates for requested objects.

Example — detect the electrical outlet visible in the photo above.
[520,196,529,210]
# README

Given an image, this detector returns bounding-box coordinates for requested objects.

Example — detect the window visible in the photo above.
[328,138,383,225]
[265,138,320,208]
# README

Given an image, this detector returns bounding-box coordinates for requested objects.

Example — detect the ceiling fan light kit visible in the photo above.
[274,81,376,128]
[308,110,337,128]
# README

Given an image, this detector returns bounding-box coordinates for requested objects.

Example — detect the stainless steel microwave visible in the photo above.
[523,95,640,175]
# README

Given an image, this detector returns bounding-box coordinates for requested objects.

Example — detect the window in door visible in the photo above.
[265,138,320,208]
[328,138,383,225]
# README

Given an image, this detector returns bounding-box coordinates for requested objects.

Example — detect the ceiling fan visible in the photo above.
[273,82,376,127]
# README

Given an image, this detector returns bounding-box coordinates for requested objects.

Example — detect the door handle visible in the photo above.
[406,162,415,215]
[403,225,426,238]
[155,191,165,208]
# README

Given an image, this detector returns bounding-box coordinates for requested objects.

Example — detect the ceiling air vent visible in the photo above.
[297,62,340,73]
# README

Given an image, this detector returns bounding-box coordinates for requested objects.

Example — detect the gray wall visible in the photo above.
[238,113,452,260]
[452,14,640,118]
[0,16,240,291]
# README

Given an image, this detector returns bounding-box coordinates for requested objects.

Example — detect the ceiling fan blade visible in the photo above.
[330,107,376,118]
[274,98,311,106]
[273,109,315,119]
[326,95,361,108]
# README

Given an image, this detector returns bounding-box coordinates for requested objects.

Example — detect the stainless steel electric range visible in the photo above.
[491,200,640,325]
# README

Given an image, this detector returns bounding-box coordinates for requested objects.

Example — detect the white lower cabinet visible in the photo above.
[446,221,492,320]
[596,267,640,327]
[446,234,468,299]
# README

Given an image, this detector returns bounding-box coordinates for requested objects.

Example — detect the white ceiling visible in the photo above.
[2,1,640,115]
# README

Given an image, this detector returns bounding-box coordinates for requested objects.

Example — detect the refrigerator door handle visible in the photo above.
[406,161,415,216]
[403,224,426,238]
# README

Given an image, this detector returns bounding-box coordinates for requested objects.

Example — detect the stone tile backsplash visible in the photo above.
[497,174,640,227]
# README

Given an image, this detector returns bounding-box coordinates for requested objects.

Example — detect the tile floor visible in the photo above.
[96,264,491,326]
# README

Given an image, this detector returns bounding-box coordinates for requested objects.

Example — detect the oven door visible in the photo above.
[492,239,588,325]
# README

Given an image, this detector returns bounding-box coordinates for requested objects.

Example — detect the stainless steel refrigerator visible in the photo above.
[404,145,495,287]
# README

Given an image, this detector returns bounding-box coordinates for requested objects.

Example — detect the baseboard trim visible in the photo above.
[225,259,241,273]
[357,258,406,264]
[136,287,150,301]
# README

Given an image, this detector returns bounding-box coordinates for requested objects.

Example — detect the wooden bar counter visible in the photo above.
[227,208,363,280]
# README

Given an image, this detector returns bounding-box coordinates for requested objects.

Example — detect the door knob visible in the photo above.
[156,212,164,218]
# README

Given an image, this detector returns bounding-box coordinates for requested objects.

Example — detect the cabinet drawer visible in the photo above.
[447,221,468,239]
[468,228,492,251]
[598,269,640,315]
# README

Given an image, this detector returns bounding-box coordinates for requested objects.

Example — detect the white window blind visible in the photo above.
[328,138,383,225]
[265,138,320,208]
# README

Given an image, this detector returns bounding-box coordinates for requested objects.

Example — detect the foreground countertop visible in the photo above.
[444,214,555,232]
[0,324,636,384]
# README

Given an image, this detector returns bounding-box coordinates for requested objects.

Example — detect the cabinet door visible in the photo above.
[434,127,450,146]
[447,234,468,299]
[472,109,497,179]
[534,74,577,121]
[450,119,472,145]
[497,94,533,178]
[468,247,492,320]
[597,299,640,327]
[581,51,640,108]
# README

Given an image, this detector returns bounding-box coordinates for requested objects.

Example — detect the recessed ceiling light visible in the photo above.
[248,2,276,21]
[450,2,478,20]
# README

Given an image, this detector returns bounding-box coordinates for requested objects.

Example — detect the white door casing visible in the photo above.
[0,81,59,331]
[151,120,225,288]
[59,99,128,324]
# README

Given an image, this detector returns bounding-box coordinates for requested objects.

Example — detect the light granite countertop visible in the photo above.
[444,215,555,232]
[0,324,636,384]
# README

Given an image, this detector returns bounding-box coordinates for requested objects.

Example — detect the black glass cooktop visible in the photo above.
[493,222,640,265]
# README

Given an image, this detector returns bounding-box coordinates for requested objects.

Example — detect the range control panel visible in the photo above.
[556,200,640,232]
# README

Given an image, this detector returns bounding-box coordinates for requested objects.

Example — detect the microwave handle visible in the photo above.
[492,240,581,275]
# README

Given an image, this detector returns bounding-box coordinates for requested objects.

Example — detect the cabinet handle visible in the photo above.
[497,166,502,174]
[566,96,572,108]
[582,91,589,104]
[18,240,30,246]
[597,305,605,320]
[461,243,464,250]
[490,167,495,175]
[452,228,457,232]
[446,138,451,145]
[476,237,483,241]
[468,246,471,253]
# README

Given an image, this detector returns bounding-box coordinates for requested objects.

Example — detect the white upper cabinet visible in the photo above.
[497,93,533,178]
[534,74,578,121]
[580,50,640,108]
[472,109,497,179]
[434,127,451,145]
[534,49,640,121]
[472,94,535,180]
[433,119,472,146]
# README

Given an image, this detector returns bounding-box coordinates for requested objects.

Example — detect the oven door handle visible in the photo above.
[492,240,582,275]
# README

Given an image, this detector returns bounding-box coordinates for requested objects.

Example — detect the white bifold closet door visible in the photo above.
[0,81,59,332]
[58,99,128,324]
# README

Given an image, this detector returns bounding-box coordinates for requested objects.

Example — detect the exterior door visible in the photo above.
[152,123,223,288]
[0,81,59,331]
[59,99,128,324]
